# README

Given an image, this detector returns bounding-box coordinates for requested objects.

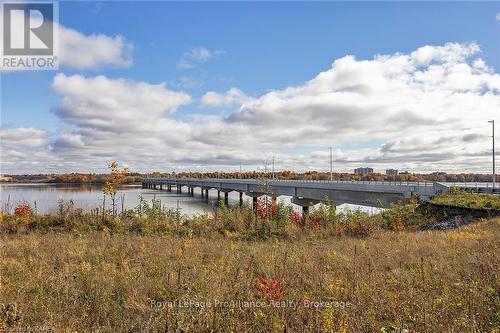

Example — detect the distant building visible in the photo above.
[386,169,398,175]
[354,167,374,175]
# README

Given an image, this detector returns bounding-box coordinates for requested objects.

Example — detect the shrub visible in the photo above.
[14,203,32,218]
[335,209,380,237]
[311,199,337,225]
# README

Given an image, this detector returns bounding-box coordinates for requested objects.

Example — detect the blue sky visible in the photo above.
[1,1,500,173]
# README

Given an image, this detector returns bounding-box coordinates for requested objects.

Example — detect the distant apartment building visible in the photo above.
[354,167,374,175]
[386,169,398,175]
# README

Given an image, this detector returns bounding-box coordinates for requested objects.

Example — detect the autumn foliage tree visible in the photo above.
[103,162,129,217]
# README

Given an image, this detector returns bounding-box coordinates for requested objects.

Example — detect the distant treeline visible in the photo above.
[3,171,498,184]
[150,171,498,183]
[4,173,141,184]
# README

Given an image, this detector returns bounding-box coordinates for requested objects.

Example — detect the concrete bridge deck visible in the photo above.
[140,178,472,209]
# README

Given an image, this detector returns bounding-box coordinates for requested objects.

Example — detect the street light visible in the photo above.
[329,147,333,181]
[273,155,275,179]
[488,120,496,189]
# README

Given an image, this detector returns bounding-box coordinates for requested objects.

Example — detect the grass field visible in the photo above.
[1,217,499,332]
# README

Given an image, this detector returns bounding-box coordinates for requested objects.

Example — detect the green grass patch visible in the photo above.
[430,188,500,210]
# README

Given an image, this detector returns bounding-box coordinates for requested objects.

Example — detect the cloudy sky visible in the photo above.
[1,2,499,174]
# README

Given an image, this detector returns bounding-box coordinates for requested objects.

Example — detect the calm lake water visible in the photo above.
[0,183,381,215]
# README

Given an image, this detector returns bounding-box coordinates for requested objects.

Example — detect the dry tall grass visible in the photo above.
[1,217,499,332]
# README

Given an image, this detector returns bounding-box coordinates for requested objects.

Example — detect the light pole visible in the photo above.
[489,120,496,189]
[272,155,275,180]
[329,147,333,181]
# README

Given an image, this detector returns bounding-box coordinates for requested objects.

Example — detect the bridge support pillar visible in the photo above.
[224,192,229,206]
[178,186,181,194]
[218,190,221,201]
[291,197,318,222]
[160,184,162,190]
[239,192,243,206]
[291,197,319,207]
[302,206,310,223]
[245,192,263,211]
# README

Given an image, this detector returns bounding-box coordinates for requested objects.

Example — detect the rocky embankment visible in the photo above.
[419,202,500,231]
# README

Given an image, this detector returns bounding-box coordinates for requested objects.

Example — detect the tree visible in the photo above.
[103,162,129,217]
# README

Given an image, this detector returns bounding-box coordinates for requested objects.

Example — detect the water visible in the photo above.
[0,183,381,215]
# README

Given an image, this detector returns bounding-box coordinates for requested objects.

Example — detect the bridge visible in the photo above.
[140,178,496,212]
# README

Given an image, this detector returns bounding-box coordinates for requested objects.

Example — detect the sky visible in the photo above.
[1,1,500,174]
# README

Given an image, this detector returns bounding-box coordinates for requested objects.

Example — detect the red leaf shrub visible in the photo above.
[289,210,302,226]
[14,203,33,218]
[308,218,321,228]
[256,197,278,219]
[256,276,284,301]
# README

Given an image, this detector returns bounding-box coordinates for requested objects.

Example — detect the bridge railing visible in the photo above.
[268,179,435,187]
[446,182,496,189]
[141,176,438,187]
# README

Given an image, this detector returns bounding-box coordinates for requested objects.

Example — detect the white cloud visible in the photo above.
[52,73,191,131]
[1,42,499,174]
[177,47,224,69]
[0,127,48,149]
[496,12,500,21]
[201,88,252,107]
[45,74,198,171]
[59,26,133,70]
[0,128,53,171]
[227,42,499,147]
